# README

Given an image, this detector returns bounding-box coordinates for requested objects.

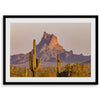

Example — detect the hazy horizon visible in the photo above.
[10,23,91,56]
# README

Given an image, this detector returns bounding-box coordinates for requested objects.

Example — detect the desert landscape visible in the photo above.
[10,32,91,77]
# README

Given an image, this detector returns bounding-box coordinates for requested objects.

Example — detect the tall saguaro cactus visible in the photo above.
[29,40,41,77]
[57,54,61,77]
[67,63,71,77]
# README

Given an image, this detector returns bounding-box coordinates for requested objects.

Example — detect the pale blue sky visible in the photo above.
[10,23,91,56]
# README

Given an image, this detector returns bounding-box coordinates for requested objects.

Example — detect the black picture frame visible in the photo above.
[3,15,98,85]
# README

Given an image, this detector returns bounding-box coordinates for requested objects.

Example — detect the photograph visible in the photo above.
[3,15,98,85]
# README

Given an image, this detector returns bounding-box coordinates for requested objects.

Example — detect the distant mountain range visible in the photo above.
[10,32,90,67]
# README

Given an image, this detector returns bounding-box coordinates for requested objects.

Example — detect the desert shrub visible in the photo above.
[10,62,91,77]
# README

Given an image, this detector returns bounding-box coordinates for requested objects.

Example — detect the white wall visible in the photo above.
[0,0,99,100]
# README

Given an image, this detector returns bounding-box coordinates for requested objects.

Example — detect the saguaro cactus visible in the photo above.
[67,63,71,77]
[57,54,61,77]
[29,40,41,77]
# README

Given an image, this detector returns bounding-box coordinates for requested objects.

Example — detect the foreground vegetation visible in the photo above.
[10,40,91,77]
[10,62,91,77]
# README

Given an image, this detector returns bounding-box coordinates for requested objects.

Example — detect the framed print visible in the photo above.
[3,15,98,85]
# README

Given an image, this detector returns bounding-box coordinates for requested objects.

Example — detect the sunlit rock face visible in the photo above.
[38,32,63,50]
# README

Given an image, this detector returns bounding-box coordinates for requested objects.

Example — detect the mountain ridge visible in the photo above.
[10,32,90,65]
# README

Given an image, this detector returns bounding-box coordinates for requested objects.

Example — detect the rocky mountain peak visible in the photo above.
[43,32,57,42]
[43,32,50,39]
[38,32,62,50]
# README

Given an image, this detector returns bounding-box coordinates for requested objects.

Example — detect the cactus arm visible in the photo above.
[37,58,41,69]
[34,58,41,71]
